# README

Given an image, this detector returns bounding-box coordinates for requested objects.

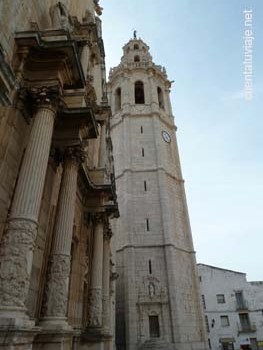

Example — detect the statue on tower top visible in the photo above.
[133,30,137,40]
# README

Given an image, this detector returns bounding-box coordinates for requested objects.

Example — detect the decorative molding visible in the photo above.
[41,254,71,317]
[88,288,102,327]
[0,218,37,307]
[64,146,86,165]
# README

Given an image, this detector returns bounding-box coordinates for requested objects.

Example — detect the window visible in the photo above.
[142,147,144,157]
[222,342,234,350]
[157,87,165,109]
[205,315,210,333]
[134,55,140,62]
[235,291,247,309]
[208,339,211,349]
[239,313,250,330]
[115,87,121,112]
[217,294,225,304]
[202,295,206,310]
[220,315,230,327]
[149,260,152,274]
[146,218,149,231]
[134,44,139,50]
[141,126,143,134]
[144,180,147,192]
[135,81,145,104]
[149,316,160,338]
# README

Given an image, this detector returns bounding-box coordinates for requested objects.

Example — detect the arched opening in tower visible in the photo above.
[115,87,122,111]
[157,86,165,110]
[135,81,145,104]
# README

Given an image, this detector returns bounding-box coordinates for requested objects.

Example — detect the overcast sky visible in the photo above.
[100,0,263,281]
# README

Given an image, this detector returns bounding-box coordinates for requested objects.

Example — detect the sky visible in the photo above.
[100,0,263,281]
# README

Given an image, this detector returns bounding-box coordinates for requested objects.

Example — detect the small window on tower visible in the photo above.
[157,87,165,110]
[144,180,147,191]
[134,55,140,62]
[149,260,152,274]
[115,87,121,112]
[134,44,139,50]
[142,147,144,157]
[135,81,145,104]
[141,126,143,134]
[146,218,150,231]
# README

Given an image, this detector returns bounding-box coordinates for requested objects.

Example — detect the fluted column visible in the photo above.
[102,228,112,334]
[88,213,105,328]
[0,92,57,321]
[40,147,83,328]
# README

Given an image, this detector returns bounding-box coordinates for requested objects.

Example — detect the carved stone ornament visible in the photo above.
[0,218,37,307]
[88,288,102,327]
[103,227,113,241]
[30,86,60,110]
[17,86,60,117]
[41,254,71,317]
[64,146,86,165]
[49,2,72,31]
[92,212,106,225]
[84,256,89,285]
[85,78,97,107]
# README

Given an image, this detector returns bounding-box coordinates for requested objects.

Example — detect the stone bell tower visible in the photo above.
[108,37,208,350]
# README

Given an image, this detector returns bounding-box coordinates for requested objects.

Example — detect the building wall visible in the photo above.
[198,264,263,350]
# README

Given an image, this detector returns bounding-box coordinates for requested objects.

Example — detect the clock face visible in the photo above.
[162,130,171,143]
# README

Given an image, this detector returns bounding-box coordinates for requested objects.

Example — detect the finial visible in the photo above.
[133,30,137,40]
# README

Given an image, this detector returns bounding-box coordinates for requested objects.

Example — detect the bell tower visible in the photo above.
[108,37,207,350]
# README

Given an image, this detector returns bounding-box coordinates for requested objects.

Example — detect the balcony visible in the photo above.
[237,322,256,334]
[236,300,249,311]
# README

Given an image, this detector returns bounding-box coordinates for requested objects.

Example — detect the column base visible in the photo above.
[80,327,112,350]
[0,306,35,328]
[38,316,72,331]
[0,325,39,350]
[33,328,74,350]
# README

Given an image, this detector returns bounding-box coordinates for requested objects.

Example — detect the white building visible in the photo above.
[198,264,263,350]
[108,37,208,350]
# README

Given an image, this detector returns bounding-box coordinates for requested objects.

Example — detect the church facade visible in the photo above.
[108,38,208,350]
[0,1,118,349]
[0,1,208,350]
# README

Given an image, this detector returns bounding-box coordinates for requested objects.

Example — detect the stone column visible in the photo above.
[102,228,112,334]
[99,121,106,168]
[88,213,105,329]
[40,147,83,329]
[0,91,57,323]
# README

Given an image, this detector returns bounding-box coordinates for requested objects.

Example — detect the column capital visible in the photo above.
[30,86,60,111]
[103,227,113,241]
[17,85,60,117]
[92,212,107,225]
[64,146,86,164]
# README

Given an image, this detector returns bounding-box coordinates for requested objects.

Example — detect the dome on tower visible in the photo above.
[121,38,153,65]
[109,35,169,82]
